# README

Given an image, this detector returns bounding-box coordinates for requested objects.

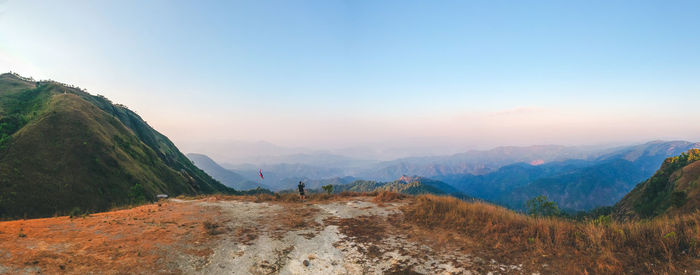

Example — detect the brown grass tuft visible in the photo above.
[373,191,407,203]
[401,195,700,274]
[207,191,377,204]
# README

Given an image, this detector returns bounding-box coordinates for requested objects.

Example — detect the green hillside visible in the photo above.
[614,149,700,219]
[0,73,232,219]
[333,175,464,196]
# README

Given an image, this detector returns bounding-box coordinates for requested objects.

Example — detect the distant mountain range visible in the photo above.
[195,144,609,191]
[188,140,700,213]
[358,145,605,181]
[0,73,232,219]
[437,140,700,212]
[187,153,265,190]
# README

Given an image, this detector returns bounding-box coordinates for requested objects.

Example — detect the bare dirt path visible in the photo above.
[184,197,524,275]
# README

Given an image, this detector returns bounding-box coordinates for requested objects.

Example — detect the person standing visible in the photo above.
[298,181,306,200]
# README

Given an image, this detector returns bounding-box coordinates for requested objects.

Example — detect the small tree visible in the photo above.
[129,183,147,204]
[526,195,560,217]
[321,184,333,195]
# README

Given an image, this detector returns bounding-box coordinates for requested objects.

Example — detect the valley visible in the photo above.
[190,140,700,213]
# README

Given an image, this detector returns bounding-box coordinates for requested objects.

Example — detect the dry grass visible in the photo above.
[202,221,227,236]
[373,191,407,203]
[204,191,379,204]
[324,215,387,244]
[233,227,259,245]
[401,194,700,274]
[269,205,322,240]
[0,201,224,274]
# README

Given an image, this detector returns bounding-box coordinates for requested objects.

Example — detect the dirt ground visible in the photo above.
[0,196,531,274]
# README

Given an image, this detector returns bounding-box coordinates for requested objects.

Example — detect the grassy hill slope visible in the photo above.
[0,73,231,218]
[614,149,700,219]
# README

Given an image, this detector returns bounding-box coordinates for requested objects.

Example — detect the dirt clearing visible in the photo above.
[0,196,526,274]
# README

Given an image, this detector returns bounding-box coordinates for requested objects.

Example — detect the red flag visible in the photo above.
[259,169,264,180]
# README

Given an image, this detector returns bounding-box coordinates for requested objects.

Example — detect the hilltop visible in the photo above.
[331,175,464,197]
[615,149,700,219]
[0,73,232,219]
[1,192,699,274]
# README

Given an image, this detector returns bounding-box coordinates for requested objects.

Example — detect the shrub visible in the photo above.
[129,183,147,204]
[526,195,560,217]
[68,207,82,218]
[670,191,687,208]
[321,184,334,195]
[594,215,612,227]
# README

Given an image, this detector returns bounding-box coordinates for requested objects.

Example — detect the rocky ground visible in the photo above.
[0,196,532,274]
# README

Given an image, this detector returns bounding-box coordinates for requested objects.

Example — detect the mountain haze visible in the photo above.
[438,141,700,212]
[358,145,603,181]
[187,153,264,190]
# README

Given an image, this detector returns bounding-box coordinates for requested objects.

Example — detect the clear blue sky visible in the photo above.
[1,0,699,154]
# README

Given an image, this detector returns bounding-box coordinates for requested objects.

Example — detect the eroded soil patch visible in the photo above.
[0,201,226,274]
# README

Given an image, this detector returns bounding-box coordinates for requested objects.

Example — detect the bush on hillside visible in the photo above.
[526,195,560,217]
[129,184,147,204]
[321,184,333,194]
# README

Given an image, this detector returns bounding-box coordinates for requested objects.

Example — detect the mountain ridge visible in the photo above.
[0,73,232,218]
[614,149,700,219]
[187,153,266,190]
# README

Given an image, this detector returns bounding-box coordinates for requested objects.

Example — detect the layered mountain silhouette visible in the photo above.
[358,145,602,181]
[0,73,232,218]
[187,139,700,213]
[228,162,348,190]
[187,153,265,190]
[437,141,700,212]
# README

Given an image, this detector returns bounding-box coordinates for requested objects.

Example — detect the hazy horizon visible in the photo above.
[2,0,700,155]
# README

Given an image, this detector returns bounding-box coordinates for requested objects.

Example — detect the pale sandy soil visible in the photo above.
[0,197,528,274]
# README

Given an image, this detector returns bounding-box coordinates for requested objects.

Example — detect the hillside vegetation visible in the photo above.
[0,73,232,219]
[615,149,700,219]
[332,175,464,197]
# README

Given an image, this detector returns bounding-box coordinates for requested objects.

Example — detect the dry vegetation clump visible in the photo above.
[202,221,227,236]
[324,215,387,244]
[269,205,322,239]
[233,227,260,245]
[401,194,700,274]
[373,191,407,203]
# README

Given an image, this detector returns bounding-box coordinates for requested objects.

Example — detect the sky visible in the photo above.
[1,0,699,157]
